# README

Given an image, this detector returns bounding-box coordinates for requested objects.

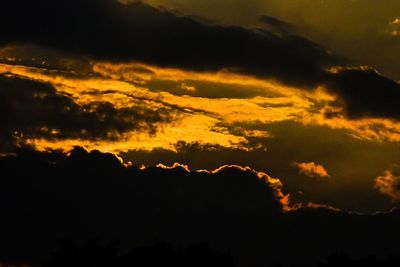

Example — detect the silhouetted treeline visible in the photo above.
[42,240,234,267]
[316,252,400,267]
[3,241,400,267]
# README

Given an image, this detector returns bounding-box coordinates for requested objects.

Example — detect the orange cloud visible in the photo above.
[293,162,331,181]
[374,170,400,201]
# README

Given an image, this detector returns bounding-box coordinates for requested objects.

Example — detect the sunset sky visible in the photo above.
[1,1,400,265]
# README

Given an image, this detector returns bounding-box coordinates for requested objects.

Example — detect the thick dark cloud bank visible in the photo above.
[1,148,400,266]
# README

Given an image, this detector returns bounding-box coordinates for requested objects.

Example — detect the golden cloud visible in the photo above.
[292,162,331,181]
[374,170,400,201]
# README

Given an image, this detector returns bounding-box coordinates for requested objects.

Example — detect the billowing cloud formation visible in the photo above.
[293,162,331,181]
[1,148,400,267]
[375,170,400,201]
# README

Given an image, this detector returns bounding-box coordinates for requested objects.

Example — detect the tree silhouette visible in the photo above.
[44,240,234,267]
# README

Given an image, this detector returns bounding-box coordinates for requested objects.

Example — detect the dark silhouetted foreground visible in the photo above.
[42,240,234,267]
[3,241,400,267]
[1,148,400,266]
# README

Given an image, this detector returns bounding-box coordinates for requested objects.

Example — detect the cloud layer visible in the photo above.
[2,0,400,123]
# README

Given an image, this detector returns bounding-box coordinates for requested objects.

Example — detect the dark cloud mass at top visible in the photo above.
[2,0,400,120]
[0,0,335,88]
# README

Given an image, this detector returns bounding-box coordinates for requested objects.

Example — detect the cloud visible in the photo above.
[2,0,400,123]
[0,74,173,152]
[327,66,400,120]
[6,58,400,151]
[389,18,400,37]
[290,202,341,212]
[375,170,400,201]
[0,147,285,265]
[0,61,312,153]
[292,162,331,181]
[391,30,400,37]
[259,15,293,35]
[0,0,337,89]
[390,18,400,25]
[121,120,400,213]
[2,148,400,266]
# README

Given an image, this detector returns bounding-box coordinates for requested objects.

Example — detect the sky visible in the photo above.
[1,1,400,266]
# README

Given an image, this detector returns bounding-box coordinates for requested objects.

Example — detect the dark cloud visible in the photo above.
[0,44,93,73]
[0,74,172,152]
[0,0,337,88]
[121,121,400,213]
[1,148,400,266]
[327,67,400,120]
[0,147,283,266]
[2,0,400,120]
